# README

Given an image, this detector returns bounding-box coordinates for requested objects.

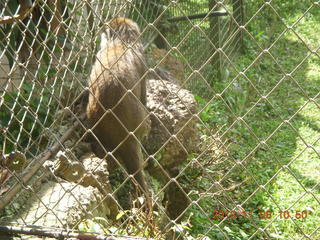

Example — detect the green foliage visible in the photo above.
[181,0,320,239]
[0,83,53,155]
[195,95,228,126]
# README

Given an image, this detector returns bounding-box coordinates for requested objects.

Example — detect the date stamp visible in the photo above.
[210,209,308,220]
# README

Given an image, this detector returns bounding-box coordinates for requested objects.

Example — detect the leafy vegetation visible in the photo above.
[163,0,320,239]
[0,81,56,156]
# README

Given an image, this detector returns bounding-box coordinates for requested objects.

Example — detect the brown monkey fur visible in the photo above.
[86,18,150,202]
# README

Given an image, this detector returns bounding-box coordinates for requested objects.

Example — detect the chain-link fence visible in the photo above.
[0,0,320,239]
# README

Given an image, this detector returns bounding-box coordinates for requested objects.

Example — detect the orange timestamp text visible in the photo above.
[210,209,308,220]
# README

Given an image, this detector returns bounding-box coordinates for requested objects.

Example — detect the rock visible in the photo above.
[145,79,198,171]
[12,182,112,228]
[7,151,119,230]
[145,79,198,223]
[53,152,119,219]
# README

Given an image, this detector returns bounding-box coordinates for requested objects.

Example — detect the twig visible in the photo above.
[200,177,249,197]
[0,225,154,240]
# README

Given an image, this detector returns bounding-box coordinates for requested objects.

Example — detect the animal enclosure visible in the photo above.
[0,0,320,239]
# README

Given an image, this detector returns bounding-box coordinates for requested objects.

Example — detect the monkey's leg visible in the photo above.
[117,137,151,205]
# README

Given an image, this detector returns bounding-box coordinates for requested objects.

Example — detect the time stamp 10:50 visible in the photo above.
[211,209,308,220]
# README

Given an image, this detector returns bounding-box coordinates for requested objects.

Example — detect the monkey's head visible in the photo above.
[101,18,142,49]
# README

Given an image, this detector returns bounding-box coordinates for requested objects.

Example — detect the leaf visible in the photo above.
[239,229,248,238]
[223,226,232,233]
[269,233,284,239]
[108,226,118,234]
[92,217,108,224]
[137,196,145,205]
[194,95,205,104]
[116,210,127,220]
[180,224,191,231]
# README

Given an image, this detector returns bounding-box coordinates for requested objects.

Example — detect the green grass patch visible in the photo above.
[172,1,320,239]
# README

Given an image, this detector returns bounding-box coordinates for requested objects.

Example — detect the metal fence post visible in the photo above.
[233,0,244,51]
[208,0,222,82]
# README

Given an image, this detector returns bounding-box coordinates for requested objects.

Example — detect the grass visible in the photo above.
[234,3,320,239]
[163,0,320,239]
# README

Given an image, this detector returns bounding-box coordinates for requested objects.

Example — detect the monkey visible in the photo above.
[86,18,151,206]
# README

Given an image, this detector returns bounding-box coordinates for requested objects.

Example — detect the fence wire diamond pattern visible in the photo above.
[0,0,319,239]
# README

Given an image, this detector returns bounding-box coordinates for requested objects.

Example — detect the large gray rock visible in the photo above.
[145,79,198,172]
[12,181,111,228]
[145,79,198,222]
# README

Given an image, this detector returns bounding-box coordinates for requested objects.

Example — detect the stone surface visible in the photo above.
[13,182,111,228]
[145,79,198,171]
[145,79,198,223]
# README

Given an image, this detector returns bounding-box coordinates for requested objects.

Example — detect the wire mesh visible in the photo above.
[0,0,320,239]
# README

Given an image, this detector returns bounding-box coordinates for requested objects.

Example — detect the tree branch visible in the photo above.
[0,0,37,24]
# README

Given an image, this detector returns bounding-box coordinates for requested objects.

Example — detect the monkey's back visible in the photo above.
[87,42,149,153]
